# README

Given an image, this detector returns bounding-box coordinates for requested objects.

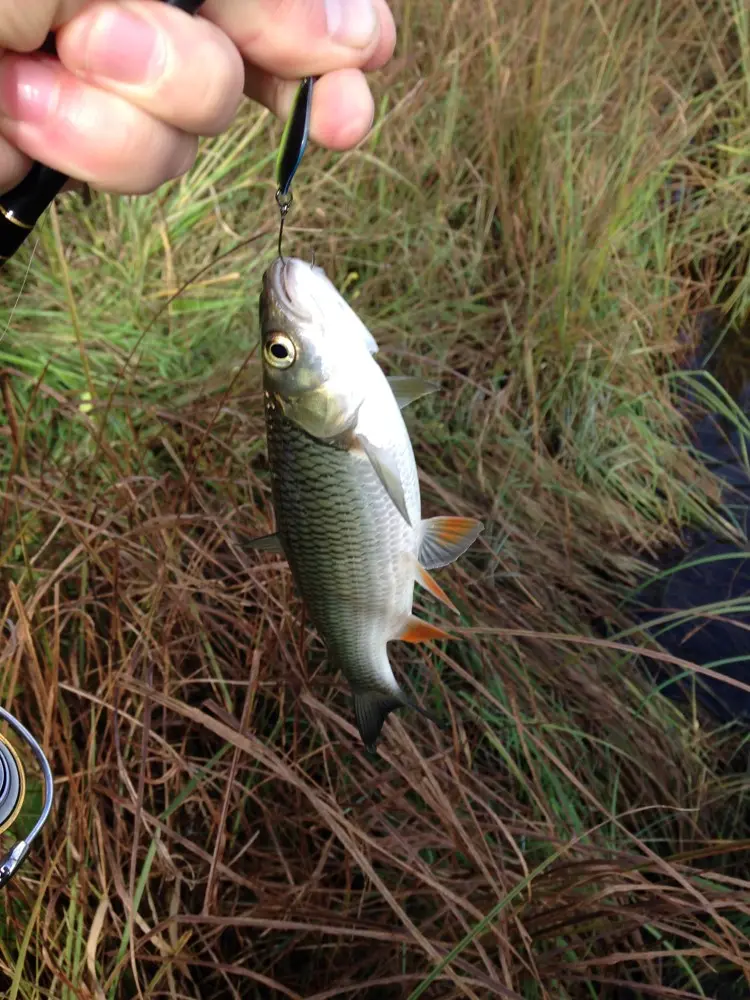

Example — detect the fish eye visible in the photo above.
[264,333,296,369]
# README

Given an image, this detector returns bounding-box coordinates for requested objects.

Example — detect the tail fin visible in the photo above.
[353,690,444,754]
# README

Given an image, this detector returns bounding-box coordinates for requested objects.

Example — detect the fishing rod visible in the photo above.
[0,1,206,890]
[0,0,205,267]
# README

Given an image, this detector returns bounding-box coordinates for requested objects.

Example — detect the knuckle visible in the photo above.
[235,0,337,75]
[84,111,183,193]
[185,37,244,133]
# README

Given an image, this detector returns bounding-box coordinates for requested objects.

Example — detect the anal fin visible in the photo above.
[419,516,483,569]
[397,615,452,644]
[415,563,460,615]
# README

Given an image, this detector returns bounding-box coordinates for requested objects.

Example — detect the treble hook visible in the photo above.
[274,76,315,261]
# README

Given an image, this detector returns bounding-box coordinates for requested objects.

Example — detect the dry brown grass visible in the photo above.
[1,0,750,997]
[2,395,750,999]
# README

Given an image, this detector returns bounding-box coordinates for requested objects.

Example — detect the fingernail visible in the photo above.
[170,140,197,179]
[0,58,60,124]
[324,0,377,48]
[77,6,166,84]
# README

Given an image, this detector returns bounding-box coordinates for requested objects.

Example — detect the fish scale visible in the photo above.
[265,392,418,693]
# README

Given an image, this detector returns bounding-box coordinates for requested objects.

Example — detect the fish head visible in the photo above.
[259,257,379,439]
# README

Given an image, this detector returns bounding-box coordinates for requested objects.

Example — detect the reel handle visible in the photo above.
[0,840,30,889]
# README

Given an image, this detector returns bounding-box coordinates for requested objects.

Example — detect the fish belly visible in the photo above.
[265,397,418,692]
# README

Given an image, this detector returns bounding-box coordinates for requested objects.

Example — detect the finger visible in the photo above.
[0,54,197,193]
[200,0,396,79]
[0,1,85,52]
[245,66,375,152]
[364,0,397,72]
[0,134,30,194]
[56,0,245,136]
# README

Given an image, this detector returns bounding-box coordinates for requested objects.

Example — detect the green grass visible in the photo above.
[1,0,750,996]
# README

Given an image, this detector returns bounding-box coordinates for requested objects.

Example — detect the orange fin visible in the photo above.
[415,563,460,615]
[397,616,452,644]
[419,516,484,570]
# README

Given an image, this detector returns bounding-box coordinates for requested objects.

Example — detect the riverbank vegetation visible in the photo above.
[1,0,749,995]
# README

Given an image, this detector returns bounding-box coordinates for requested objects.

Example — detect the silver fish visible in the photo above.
[251,257,483,752]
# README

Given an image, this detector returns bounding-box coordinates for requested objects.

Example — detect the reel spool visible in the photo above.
[0,706,54,888]
[0,728,25,835]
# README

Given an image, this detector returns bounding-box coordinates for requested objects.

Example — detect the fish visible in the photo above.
[250,256,483,753]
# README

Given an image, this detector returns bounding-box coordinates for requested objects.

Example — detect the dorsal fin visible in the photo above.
[387,376,440,409]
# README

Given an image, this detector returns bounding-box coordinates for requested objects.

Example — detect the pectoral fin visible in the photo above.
[396,616,452,643]
[415,562,460,615]
[358,433,412,526]
[247,533,285,554]
[419,516,484,569]
[387,376,440,409]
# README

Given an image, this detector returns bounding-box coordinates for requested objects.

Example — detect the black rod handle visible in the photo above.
[0,0,205,266]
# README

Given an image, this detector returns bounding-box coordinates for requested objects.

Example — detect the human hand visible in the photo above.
[0,0,396,195]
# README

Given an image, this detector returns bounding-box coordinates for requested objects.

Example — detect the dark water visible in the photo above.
[626,321,750,724]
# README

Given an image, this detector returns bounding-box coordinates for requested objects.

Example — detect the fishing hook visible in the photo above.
[274,77,315,262]
[0,0,206,267]
[275,191,293,263]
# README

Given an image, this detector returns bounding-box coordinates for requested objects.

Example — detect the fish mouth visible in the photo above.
[264,257,291,304]
[263,257,313,323]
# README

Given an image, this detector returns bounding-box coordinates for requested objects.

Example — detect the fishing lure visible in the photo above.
[0,0,205,267]
[274,77,315,259]
[0,705,54,888]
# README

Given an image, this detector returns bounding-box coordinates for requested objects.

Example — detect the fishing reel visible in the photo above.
[0,706,54,888]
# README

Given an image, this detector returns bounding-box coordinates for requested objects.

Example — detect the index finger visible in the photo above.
[0,1,88,52]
